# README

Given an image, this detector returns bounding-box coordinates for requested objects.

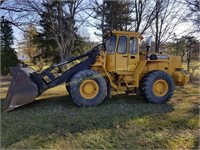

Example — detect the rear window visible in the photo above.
[130,37,138,54]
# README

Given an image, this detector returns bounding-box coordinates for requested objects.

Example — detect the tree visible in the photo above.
[164,35,199,72]
[33,1,92,64]
[184,36,199,71]
[36,0,84,61]
[166,34,187,62]
[1,17,19,75]
[130,0,157,34]
[151,0,185,52]
[91,0,134,37]
[1,0,86,62]
[104,0,133,32]
[19,25,40,64]
[90,0,163,38]
[185,0,200,32]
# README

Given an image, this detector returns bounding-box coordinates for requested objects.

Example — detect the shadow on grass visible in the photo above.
[1,93,176,149]
[1,92,147,110]
[1,94,150,112]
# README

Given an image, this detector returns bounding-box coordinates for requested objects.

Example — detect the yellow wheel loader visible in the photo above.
[3,31,190,111]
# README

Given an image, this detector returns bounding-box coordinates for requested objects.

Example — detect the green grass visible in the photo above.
[1,79,199,149]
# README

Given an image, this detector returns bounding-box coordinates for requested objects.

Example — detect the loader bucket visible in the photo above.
[3,67,39,112]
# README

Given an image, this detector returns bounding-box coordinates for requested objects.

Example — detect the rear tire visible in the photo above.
[69,69,107,107]
[139,70,174,103]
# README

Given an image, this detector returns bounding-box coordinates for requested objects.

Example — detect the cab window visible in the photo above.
[130,37,138,55]
[105,35,116,54]
[117,36,127,54]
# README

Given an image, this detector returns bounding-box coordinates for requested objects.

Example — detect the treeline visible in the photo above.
[0,0,199,75]
[1,17,19,75]
[163,35,199,72]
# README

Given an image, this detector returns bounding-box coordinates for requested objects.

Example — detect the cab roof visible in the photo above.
[103,31,143,40]
[111,30,140,36]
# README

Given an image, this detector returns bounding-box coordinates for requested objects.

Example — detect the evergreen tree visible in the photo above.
[33,19,60,64]
[94,0,134,36]
[104,0,133,31]
[32,1,93,65]
[39,1,80,61]
[1,17,19,75]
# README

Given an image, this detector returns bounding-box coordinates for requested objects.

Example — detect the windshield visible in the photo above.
[105,35,116,54]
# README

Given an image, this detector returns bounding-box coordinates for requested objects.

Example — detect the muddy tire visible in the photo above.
[69,69,107,107]
[139,70,174,103]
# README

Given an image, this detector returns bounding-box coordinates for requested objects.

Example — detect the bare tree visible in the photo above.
[151,0,186,52]
[129,0,157,34]
[84,0,105,38]
[185,0,200,32]
[41,0,84,61]
[0,0,87,62]
[88,0,105,38]
[185,36,199,71]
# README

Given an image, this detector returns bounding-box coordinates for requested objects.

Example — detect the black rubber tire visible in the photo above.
[69,69,107,107]
[139,70,174,103]
[139,71,154,97]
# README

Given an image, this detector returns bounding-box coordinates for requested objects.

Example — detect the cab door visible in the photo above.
[128,37,139,71]
[115,36,128,71]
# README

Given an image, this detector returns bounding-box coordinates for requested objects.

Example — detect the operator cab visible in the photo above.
[103,31,143,72]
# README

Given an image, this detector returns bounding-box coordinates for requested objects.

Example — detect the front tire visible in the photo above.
[69,69,107,107]
[139,71,174,103]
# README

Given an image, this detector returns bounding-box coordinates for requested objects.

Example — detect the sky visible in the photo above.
[11,19,198,51]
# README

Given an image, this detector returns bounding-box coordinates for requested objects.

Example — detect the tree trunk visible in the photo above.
[181,54,184,62]
[60,52,65,63]
[187,58,190,72]
[101,0,105,40]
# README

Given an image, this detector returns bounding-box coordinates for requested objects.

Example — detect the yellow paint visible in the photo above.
[133,60,147,87]
[115,53,128,71]
[153,79,169,97]
[106,54,115,71]
[79,80,99,99]
[104,31,140,37]
[91,30,189,95]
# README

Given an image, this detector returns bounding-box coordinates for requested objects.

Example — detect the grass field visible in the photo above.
[1,77,199,149]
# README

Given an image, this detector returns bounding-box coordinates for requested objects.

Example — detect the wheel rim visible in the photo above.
[79,80,99,99]
[153,79,168,97]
